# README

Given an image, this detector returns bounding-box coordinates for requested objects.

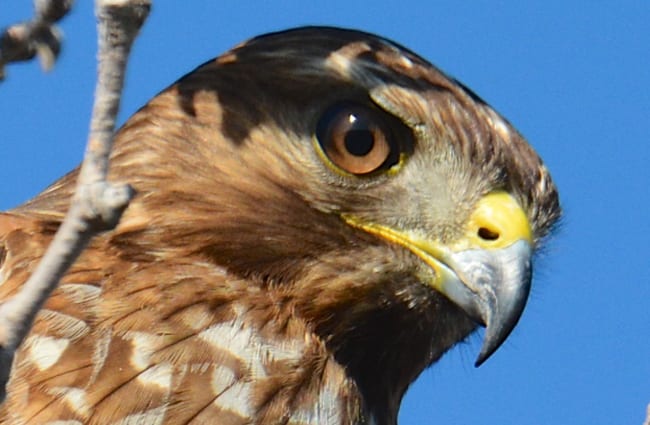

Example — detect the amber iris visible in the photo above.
[316,102,400,175]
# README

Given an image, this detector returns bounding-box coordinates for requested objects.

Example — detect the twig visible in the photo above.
[0,0,74,80]
[0,0,150,404]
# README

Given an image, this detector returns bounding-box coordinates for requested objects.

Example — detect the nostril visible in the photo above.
[478,227,500,241]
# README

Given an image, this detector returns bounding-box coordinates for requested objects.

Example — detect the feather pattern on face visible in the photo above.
[0,27,560,425]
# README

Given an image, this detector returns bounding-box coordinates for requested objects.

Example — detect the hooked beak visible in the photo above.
[433,240,532,366]
[343,191,534,366]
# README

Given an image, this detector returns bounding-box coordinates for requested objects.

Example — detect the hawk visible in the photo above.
[0,27,560,424]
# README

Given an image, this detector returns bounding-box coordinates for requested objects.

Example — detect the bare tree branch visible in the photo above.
[0,0,74,80]
[0,0,150,404]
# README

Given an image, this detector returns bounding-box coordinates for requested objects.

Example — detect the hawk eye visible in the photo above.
[316,102,402,175]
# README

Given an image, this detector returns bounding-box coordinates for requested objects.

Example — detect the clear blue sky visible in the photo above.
[1,2,648,424]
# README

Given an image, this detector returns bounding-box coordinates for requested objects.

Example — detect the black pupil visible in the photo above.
[344,128,375,156]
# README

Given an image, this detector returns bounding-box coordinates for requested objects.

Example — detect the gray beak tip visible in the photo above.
[474,348,491,368]
[465,241,533,367]
[474,323,516,367]
[473,263,531,368]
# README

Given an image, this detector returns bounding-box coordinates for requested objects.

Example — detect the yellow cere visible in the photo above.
[459,191,533,250]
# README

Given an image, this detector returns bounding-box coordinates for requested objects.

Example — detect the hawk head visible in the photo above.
[7,27,560,424]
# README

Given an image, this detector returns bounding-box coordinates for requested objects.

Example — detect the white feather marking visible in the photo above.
[198,319,266,377]
[180,305,214,331]
[213,381,253,419]
[484,108,513,142]
[89,328,112,384]
[26,334,69,370]
[199,317,304,380]
[109,406,166,425]
[124,332,159,370]
[210,364,236,395]
[137,363,173,390]
[267,338,304,362]
[58,283,101,304]
[324,41,374,80]
[47,387,90,417]
[39,309,90,340]
[398,55,413,69]
[189,362,211,374]
[289,386,341,425]
[326,50,354,76]
[538,168,549,193]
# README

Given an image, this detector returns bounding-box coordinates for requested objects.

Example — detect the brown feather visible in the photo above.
[0,27,560,424]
